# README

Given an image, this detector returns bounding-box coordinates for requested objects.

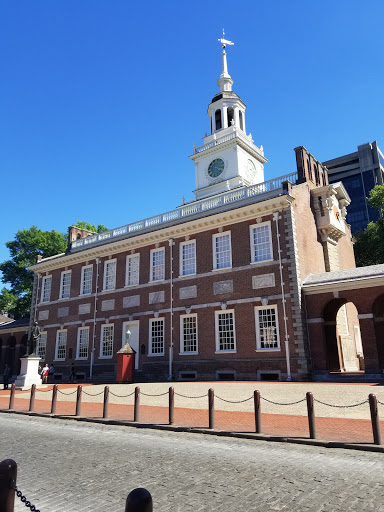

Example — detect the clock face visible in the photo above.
[246,159,256,181]
[208,158,225,178]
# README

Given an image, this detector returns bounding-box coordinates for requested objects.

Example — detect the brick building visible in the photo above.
[22,39,366,383]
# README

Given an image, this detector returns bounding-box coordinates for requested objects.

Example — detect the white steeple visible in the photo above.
[189,31,267,201]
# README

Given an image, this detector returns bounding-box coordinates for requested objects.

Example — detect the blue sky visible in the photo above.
[1,0,384,278]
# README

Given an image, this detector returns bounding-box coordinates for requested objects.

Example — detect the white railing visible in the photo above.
[70,172,298,250]
[193,129,263,156]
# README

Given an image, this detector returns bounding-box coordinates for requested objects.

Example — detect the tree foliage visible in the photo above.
[353,185,384,267]
[74,221,109,233]
[0,227,67,318]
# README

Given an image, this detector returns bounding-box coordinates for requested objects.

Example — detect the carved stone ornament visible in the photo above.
[252,273,275,290]
[79,303,91,315]
[179,286,197,300]
[38,310,49,321]
[149,291,165,305]
[101,299,115,311]
[123,295,140,308]
[213,280,233,295]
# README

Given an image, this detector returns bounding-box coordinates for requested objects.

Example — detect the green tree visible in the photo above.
[74,221,109,233]
[0,227,67,318]
[353,185,384,267]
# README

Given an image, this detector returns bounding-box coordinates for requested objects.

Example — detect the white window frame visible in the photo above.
[255,305,280,351]
[59,270,72,299]
[55,329,67,361]
[125,253,140,287]
[150,248,165,282]
[212,231,232,270]
[103,259,117,291]
[37,331,47,360]
[179,240,196,277]
[40,275,52,303]
[100,323,114,358]
[179,313,198,354]
[149,317,165,356]
[215,309,236,353]
[249,221,273,264]
[80,265,93,295]
[76,326,90,360]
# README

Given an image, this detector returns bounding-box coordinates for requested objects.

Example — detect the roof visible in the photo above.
[0,314,13,325]
[0,317,30,331]
[302,264,384,288]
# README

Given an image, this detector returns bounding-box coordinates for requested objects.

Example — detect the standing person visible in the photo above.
[3,364,10,390]
[42,363,49,384]
[69,363,75,383]
[49,363,55,383]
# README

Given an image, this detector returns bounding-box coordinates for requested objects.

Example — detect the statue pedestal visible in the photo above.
[14,356,42,390]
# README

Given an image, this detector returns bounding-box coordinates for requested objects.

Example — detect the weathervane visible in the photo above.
[218,28,234,49]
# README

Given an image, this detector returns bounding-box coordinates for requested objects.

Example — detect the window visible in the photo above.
[215,109,222,130]
[239,111,244,131]
[255,306,280,350]
[179,240,196,276]
[100,324,114,358]
[149,318,164,355]
[41,276,52,303]
[126,254,140,286]
[250,222,273,263]
[59,271,71,299]
[55,330,67,360]
[180,314,198,354]
[215,310,236,352]
[103,259,116,290]
[212,232,232,270]
[227,107,234,127]
[80,265,93,295]
[76,327,89,359]
[150,248,165,282]
[37,331,47,359]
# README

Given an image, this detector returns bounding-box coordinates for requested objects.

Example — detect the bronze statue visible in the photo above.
[27,321,41,356]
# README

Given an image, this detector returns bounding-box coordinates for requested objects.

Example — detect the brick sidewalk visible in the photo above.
[0,384,381,445]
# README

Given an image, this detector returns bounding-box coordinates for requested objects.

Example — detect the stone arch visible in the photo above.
[323,298,362,372]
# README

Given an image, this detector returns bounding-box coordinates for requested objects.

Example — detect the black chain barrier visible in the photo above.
[11,480,41,512]
[377,399,384,406]
[313,398,368,408]
[140,391,169,397]
[174,392,207,399]
[82,389,106,397]
[215,395,253,404]
[109,390,136,398]
[261,397,307,406]
[57,389,78,396]
[35,388,52,393]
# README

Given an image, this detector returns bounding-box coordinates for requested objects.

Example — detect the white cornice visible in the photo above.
[31,196,293,273]
[302,275,384,295]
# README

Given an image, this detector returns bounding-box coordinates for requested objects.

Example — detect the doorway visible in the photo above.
[122,321,140,370]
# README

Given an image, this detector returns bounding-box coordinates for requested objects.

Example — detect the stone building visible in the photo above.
[23,40,367,383]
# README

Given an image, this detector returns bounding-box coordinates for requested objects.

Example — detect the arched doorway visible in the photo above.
[323,299,363,372]
[6,336,16,376]
[373,294,384,369]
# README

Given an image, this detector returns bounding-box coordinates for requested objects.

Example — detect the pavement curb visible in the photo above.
[2,408,383,453]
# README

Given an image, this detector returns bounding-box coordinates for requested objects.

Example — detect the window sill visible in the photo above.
[179,352,199,356]
[58,297,70,301]
[99,355,113,359]
[212,267,232,272]
[79,292,92,296]
[214,350,237,354]
[124,284,139,288]
[75,357,89,361]
[178,273,196,278]
[149,279,165,284]
[250,259,273,265]
[148,353,165,357]
[255,348,281,352]
[53,359,65,362]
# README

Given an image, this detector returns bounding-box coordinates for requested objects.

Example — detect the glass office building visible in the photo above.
[323,141,384,233]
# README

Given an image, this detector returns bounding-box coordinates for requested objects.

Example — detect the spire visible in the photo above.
[217,29,234,92]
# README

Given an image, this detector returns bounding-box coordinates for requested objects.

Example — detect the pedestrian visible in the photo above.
[69,363,75,383]
[42,363,49,384]
[49,363,55,383]
[3,364,10,390]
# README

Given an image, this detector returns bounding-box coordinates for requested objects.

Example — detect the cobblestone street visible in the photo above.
[3,413,384,512]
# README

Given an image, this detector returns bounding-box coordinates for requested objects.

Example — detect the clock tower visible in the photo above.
[190,32,267,201]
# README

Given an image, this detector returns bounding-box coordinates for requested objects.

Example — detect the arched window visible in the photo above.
[215,109,222,131]
[227,107,234,127]
[77,233,81,240]
[239,111,244,131]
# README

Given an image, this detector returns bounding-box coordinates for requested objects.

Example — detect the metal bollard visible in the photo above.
[134,386,140,422]
[51,385,58,414]
[208,388,215,429]
[306,392,316,439]
[103,386,109,419]
[75,385,82,416]
[369,393,382,445]
[0,459,17,512]
[9,384,15,410]
[254,390,262,433]
[29,384,36,412]
[125,487,153,512]
[169,386,174,425]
